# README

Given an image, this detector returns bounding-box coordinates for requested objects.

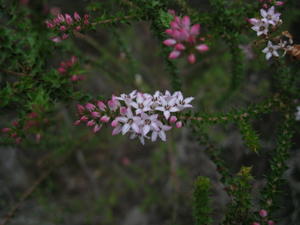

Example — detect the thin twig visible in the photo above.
[0,168,52,225]
[0,68,28,76]
[91,15,135,26]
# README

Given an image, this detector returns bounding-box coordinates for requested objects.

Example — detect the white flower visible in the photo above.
[116,109,141,135]
[130,93,152,114]
[156,96,179,119]
[116,90,137,106]
[140,113,160,136]
[251,19,269,36]
[129,132,149,145]
[175,91,194,110]
[262,41,280,60]
[151,122,172,142]
[260,6,281,26]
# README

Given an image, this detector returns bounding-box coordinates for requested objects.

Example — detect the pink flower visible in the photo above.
[80,116,88,122]
[60,26,66,31]
[108,96,120,111]
[275,1,284,6]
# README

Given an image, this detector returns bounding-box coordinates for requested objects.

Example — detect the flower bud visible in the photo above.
[169,50,181,59]
[188,53,196,64]
[259,209,268,218]
[74,12,81,21]
[163,39,176,46]
[169,116,177,123]
[196,44,209,52]
[176,121,183,128]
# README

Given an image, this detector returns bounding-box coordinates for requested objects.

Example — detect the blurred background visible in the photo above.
[1,0,300,225]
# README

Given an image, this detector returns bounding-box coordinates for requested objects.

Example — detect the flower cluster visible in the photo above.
[249,5,293,60]
[57,56,85,82]
[45,12,90,42]
[74,90,194,144]
[251,209,275,225]
[163,10,209,64]
[1,112,46,144]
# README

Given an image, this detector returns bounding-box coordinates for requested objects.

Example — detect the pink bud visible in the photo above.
[163,39,176,46]
[267,220,275,225]
[15,137,22,144]
[196,44,209,53]
[168,9,176,16]
[111,120,118,127]
[35,133,41,142]
[176,121,183,128]
[28,112,38,119]
[275,1,284,6]
[2,128,11,133]
[190,24,200,36]
[77,104,85,114]
[61,34,69,40]
[45,20,55,28]
[108,96,119,111]
[11,133,17,138]
[87,120,95,127]
[60,25,66,31]
[70,56,77,65]
[19,0,29,5]
[120,107,128,115]
[97,101,107,111]
[122,157,131,166]
[71,75,79,82]
[169,50,181,59]
[80,116,88,122]
[50,36,62,43]
[259,209,268,218]
[57,67,67,74]
[74,120,81,126]
[74,12,81,21]
[188,53,196,64]
[75,26,81,31]
[263,3,268,8]
[83,14,89,25]
[91,111,100,118]
[12,121,19,127]
[65,13,73,25]
[169,116,177,123]
[175,43,186,51]
[100,115,110,123]
[248,18,259,24]
[85,103,96,111]
[93,124,102,133]
[252,223,260,225]
[57,14,65,23]
[165,29,173,36]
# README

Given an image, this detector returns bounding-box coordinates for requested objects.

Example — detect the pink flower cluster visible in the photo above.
[251,209,275,225]
[57,56,85,82]
[45,12,90,42]
[1,112,46,144]
[258,0,284,9]
[74,90,194,144]
[163,10,209,64]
